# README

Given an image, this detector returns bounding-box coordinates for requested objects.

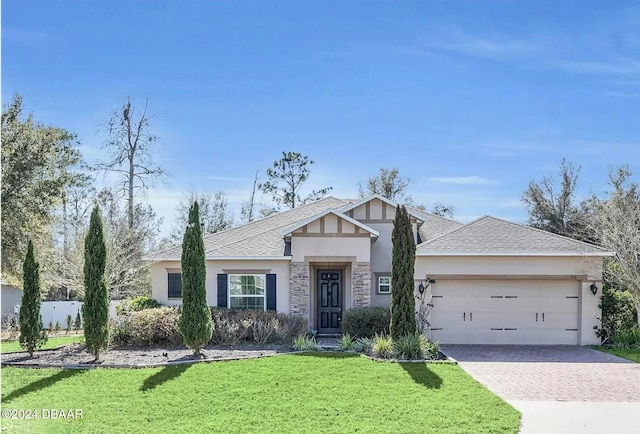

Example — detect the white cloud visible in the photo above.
[428,176,497,185]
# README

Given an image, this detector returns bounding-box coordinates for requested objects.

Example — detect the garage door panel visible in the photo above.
[428,280,580,345]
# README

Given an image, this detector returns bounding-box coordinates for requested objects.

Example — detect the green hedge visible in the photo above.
[342,307,390,338]
[210,308,307,344]
[597,286,638,344]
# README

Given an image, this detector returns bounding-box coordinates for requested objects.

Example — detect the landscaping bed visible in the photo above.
[1,342,293,368]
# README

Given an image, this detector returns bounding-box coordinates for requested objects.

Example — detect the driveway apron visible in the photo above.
[441,345,640,433]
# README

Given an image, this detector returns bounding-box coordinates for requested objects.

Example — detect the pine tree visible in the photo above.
[83,206,109,360]
[74,311,82,331]
[19,240,47,356]
[178,201,212,356]
[390,205,417,340]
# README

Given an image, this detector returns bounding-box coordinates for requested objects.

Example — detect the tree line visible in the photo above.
[522,159,640,324]
[3,93,637,325]
[0,95,449,301]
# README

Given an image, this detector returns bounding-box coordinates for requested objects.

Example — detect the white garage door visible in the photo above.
[430,280,579,345]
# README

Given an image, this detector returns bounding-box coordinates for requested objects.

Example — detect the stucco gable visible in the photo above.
[283,209,379,237]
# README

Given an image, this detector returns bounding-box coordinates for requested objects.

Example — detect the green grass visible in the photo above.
[0,353,520,434]
[1,335,84,354]
[595,346,640,363]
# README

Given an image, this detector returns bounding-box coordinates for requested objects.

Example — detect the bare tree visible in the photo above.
[431,203,455,218]
[590,166,640,327]
[259,151,332,209]
[98,97,164,229]
[359,168,411,202]
[241,170,259,223]
[522,159,591,240]
[167,191,234,244]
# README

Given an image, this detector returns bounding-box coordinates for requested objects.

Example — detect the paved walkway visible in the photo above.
[441,345,640,433]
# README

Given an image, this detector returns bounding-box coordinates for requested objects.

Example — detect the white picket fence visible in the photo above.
[40,300,122,329]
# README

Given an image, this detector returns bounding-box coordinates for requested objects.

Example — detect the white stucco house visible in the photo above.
[145,194,612,345]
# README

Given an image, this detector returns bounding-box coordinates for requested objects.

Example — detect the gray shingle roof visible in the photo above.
[416,215,611,256]
[407,207,463,242]
[146,197,351,260]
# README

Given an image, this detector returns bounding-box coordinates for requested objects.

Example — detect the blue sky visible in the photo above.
[3,1,639,235]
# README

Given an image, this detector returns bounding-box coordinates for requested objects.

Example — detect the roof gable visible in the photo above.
[282,209,379,237]
[416,215,612,256]
[338,194,425,221]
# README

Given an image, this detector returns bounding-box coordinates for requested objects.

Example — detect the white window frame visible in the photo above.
[228,274,267,311]
[378,276,392,294]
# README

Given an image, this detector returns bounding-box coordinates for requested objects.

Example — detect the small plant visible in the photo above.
[48,321,54,335]
[337,333,354,351]
[293,333,318,351]
[65,315,73,334]
[421,339,440,360]
[611,327,640,349]
[353,336,374,353]
[54,321,61,334]
[74,311,82,331]
[372,334,394,359]
[394,333,423,360]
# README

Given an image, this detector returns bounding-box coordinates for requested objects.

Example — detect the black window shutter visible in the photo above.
[168,273,182,298]
[217,274,228,308]
[266,274,277,311]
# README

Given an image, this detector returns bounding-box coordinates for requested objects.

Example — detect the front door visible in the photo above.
[317,270,343,335]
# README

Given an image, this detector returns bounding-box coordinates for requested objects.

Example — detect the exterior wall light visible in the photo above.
[590,282,598,296]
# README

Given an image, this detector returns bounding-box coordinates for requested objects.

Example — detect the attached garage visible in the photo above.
[414,216,613,346]
[429,280,580,345]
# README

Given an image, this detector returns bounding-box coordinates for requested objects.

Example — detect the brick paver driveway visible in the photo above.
[441,345,640,402]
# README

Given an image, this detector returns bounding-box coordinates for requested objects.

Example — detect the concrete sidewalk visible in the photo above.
[509,401,640,434]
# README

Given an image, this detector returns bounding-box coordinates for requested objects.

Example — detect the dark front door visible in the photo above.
[317,270,343,335]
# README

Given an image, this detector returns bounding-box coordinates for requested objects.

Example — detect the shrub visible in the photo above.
[611,327,640,349]
[178,202,213,355]
[65,315,73,334]
[342,307,390,338]
[421,339,440,360]
[47,321,54,335]
[83,206,110,360]
[372,334,394,359]
[19,240,47,356]
[352,337,374,353]
[337,333,354,351]
[597,287,638,343]
[394,333,423,360]
[110,307,182,347]
[391,205,417,340]
[210,308,306,345]
[2,315,20,340]
[293,333,317,351]
[116,296,163,315]
[74,311,82,331]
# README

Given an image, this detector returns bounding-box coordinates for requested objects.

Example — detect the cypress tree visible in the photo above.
[390,205,417,340]
[178,201,212,356]
[83,206,109,361]
[19,240,47,356]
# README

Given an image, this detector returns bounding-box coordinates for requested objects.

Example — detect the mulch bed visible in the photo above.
[1,342,294,369]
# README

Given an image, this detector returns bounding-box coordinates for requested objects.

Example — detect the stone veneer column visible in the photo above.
[351,262,372,307]
[289,262,310,316]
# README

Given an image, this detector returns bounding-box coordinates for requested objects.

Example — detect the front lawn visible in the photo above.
[1,353,520,433]
[595,347,640,363]
[1,335,84,354]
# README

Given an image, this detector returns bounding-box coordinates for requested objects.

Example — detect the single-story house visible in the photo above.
[145,194,612,345]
